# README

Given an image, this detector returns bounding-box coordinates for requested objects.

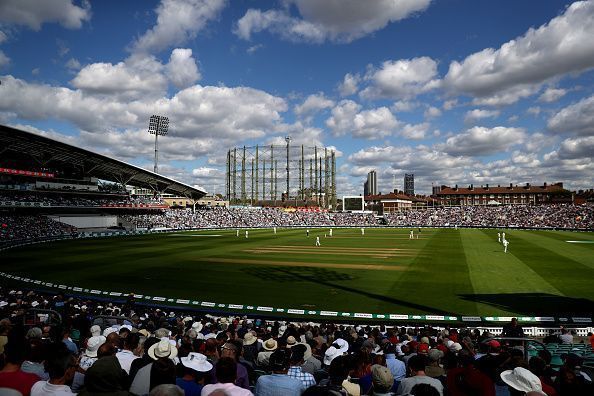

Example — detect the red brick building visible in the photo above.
[436,182,568,206]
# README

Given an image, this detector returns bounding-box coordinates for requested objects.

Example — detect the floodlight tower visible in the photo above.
[148,115,169,174]
[285,136,291,200]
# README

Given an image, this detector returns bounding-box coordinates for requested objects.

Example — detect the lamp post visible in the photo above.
[148,115,169,174]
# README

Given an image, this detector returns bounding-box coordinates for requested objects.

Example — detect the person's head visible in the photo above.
[97,342,118,358]
[84,355,128,393]
[26,338,46,363]
[46,343,76,384]
[149,384,184,396]
[124,332,140,351]
[408,354,428,375]
[269,349,291,373]
[511,318,518,327]
[221,340,241,361]
[410,383,440,396]
[216,357,237,384]
[328,355,352,385]
[3,340,26,365]
[289,344,307,366]
[106,332,121,349]
[371,364,393,393]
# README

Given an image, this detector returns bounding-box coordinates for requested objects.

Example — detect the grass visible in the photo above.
[1,228,593,317]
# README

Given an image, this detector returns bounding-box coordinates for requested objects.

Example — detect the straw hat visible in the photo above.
[148,339,178,360]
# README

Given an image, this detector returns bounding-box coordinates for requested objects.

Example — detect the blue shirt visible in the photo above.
[176,377,203,396]
[385,354,406,381]
[287,366,316,388]
[255,374,305,396]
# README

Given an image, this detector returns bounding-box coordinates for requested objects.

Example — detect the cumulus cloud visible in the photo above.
[338,73,360,96]
[392,100,418,112]
[464,109,500,125]
[0,0,91,30]
[554,135,594,159]
[439,126,526,156]
[547,94,594,136]
[234,0,431,43]
[133,0,227,53]
[326,101,399,139]
[0,51,9,68]
[166,48,200,89]
[71,54,168,100]
[400,122,430,140]
[360,57,439,99]
[443,0,594,105]
[294,93,334,116]
[424,106,441,119]
[538,87,567,103]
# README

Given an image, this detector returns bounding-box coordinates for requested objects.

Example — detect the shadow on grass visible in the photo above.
[243,266,456,316]
[459,293,594,316]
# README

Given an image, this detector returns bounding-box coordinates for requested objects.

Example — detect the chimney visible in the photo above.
[509,183,513,189]
[470,184,473,190]
[544,182,547,188]
[486,184,489,190]
[525,182,530,189]
[454,184,458,191]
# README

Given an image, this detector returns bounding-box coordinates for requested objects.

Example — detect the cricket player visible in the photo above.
[329,228,333,237]
[273,227,277,235]
[236,229,239,237]
[410,230,414,239]
[315,236,320,247]
[498,232,501,243]
[502,232,506,241]
[503,239,509,253]
[306,229,310,237]
[361,228,365,236]
[245,230,249,239]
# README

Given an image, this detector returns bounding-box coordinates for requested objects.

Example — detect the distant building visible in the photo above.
[432,184,441,196]
[365,170,377,196]
[436,182,568,206]
[404,173,414,196]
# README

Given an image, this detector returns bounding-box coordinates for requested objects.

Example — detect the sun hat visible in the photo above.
[148,339,178,360]
[30,301,39,308]
[85,336,106,358]
[371,364,394,392]
[181,352,213,372]
[191,322,203,332]
[286,336,298,347]
[428,349,444,362]
[323,346,342,365]
[500,367,545,395]
[301,342,313,360]
[334,338,349,354]
[103,327,118,337]
[138,329,150,337]
[263,338,278,351]
[244,332,257,346]
[420,336,430,344]
[90,325,102,337]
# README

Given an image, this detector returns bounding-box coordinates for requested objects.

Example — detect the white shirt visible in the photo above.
[116,349,139,374]
[31,381,75,396]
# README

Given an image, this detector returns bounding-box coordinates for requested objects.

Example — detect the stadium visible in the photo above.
[2,1,594,395]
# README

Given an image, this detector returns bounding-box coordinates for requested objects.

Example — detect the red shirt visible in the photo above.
[0,370,41,396]
[447,366,495,396]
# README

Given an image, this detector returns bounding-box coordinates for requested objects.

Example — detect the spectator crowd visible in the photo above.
[0,287,592,396]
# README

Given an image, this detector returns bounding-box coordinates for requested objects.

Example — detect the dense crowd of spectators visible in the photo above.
[0,215,76,243]
[0,192,164,207]
[0,287,592,396]
[385,204,594,230]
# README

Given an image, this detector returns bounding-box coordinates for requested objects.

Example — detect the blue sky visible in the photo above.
[1,0,593,196]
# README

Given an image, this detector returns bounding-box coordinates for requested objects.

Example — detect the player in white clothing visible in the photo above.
[245,230,249,238]
[306,229,309,237]
[502,232,506,241]
[409,230,414,239]
[273,227,277,234]
[361,228,365,236]
[236,229,239,237]
[503,239,509,253]
[315,236,320,246]
[329,228,333,237]
[498,232,501,243]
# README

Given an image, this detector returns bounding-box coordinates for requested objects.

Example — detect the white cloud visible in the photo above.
[400,122,430,140]
[443,0,594,105]
[538,87,567,103]
[464,109,500,124]
[338,73,360,96]
[0,51,9,68]
[392,100,418,112]
[525,132,557,152]
[0,31,7,44]
[326,101,398,139]
[71,54,168,100]
[527,106,541,116]
[424,106,441,119]
[439,126,526,156]
[555,135,594,159]
[65,58,81,71]
[234,0,431,43]
[166,48,200,89]
[294,93,334,116]
[443,99,458,110]
[0,0,91,30]
[246,44,263,54]
[547,94,594,136]
[133,0,227,53]
[360,57,439,99]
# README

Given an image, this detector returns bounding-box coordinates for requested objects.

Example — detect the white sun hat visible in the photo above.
[148,339,178,360]
[500,367,546,395]
[181,352,213,372]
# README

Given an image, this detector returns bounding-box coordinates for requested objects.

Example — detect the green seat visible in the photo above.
[550,355,563,367]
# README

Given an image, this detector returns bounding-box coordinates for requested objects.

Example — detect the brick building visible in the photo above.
[436,182,568,206]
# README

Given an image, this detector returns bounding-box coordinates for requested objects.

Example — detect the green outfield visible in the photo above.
[1,228,594,317]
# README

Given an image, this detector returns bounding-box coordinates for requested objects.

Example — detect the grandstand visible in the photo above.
[1,124,594,395]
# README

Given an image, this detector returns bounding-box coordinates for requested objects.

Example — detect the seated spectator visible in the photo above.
[446,350,494,396]
[396,355,443,396]
[201,357,253,396]
[176,352,212,396]
[0,341,41,396]
[371,364,394,396]
[30,343,76,395]
[384,343,405,391]
[558,329,573,345]
[21,339,49,381]
[500,367,548,396]
[150,384,185,396]
[256,338,277,369]
[254,349,304,396]
[78,355,131,396]
[287,344,316,388]
[211,340,249,389]
[130,339,178,396]
[301,342,322,375]
[116,333,140,374]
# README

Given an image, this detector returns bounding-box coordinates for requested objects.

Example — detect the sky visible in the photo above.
[1,0,593,196]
